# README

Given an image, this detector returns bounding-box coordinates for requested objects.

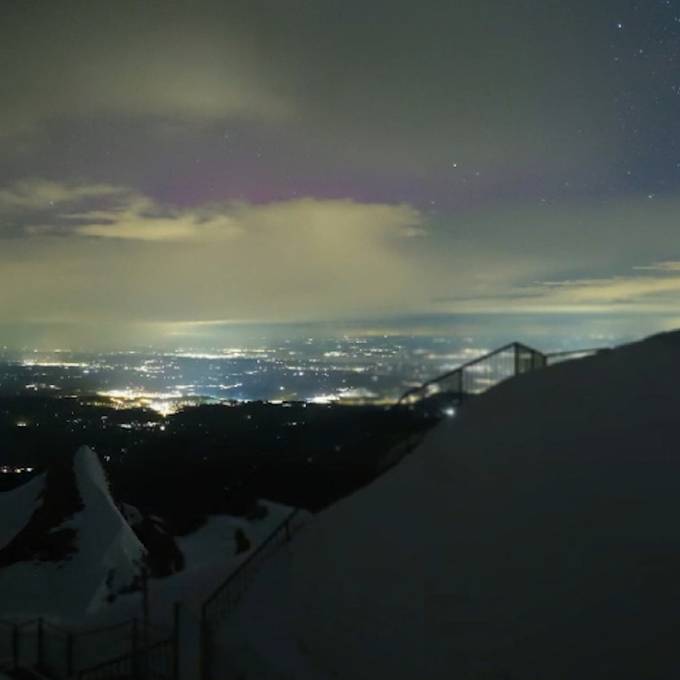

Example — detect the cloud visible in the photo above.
[0,179,124,211]
[0,180,428,326]
[0,181,424,244]
[431,263,680,314]
[534,270,680,309]
[0,0,620,187]
[3,177,680,338]
[632,261,680,272]
[0,3,294,140]
[82,196,421,243]
[65,195,242,242]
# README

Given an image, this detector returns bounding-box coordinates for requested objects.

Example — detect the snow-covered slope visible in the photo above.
[0,446,145,621]
[230,329,680,680]
[0,473,45,553]
[67,447,147,611]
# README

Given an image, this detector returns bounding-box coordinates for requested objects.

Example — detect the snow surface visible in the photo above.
[0,473,44,551]
[154,501,300,680]
[0,445,304,679]
[0,446,145,621]
[226,330,680,680]
[68,446,146,612]
[145,500,295,619]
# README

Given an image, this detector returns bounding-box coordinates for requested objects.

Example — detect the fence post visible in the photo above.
[172,602,180,680]
[142,566,150,632]
[67,632,74,677]
[37,618,44,670]
[131,618,140,680]
[12,624,18,670]
[200,606,209,680]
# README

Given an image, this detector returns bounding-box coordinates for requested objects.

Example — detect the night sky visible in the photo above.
[2,0,680,348]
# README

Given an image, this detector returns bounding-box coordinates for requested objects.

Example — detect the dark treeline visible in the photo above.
[0,396,435,527]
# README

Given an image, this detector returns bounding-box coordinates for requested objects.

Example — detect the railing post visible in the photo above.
[12,624,19,671]
[172,602,180,680]
[131,618,140,680]
[142,566,150,632]
[198,507,300,680]
[67,632,75,677]
[200,606,210,680]
[37,618,44,670]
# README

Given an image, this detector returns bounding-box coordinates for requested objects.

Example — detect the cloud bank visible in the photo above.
[1,179,680,339]
[0,180,428,326]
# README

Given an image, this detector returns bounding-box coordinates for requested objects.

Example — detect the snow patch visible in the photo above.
[0,473,45,551]
[0,446,145,621]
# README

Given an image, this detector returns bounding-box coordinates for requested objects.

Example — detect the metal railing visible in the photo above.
[397,342,606,408]
[0,614,177,680]
[200,508,303,680]
[77,636,176,680]
[41,620,73,679]
[397,342,546,406]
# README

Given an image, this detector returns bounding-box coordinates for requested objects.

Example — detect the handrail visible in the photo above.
[397,341,606,406]
[0,614,171,679]
[417,341,519,391]
[202,507,299,618]
[396,341,526,405]
[0,616,142,637]
[200,507,301,680]
[76,636,174,680]
[76,649,134,677]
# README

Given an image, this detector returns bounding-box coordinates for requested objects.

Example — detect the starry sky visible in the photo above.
[2,0,680,349]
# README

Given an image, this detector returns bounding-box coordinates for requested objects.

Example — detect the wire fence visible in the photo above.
[397,342,606,411]
[77,636,176,680]
[41,620,72,679]
[200,508,304,680]
[0,613,178,680]
[397,342,546,407]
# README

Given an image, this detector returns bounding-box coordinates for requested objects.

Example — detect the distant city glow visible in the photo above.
[148,400,178,418]
[0,465,34,474]
[97,389,187,416]
[0,337,615,409]
[21,360,91,369]
[309,394,340,405]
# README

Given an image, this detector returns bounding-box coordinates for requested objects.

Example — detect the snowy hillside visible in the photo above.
[227,329,680,680]
[0,441,300,642]
[0,446,146,621]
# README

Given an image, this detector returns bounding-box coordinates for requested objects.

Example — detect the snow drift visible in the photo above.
[231,329,680,679]
[0,446,145,621]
